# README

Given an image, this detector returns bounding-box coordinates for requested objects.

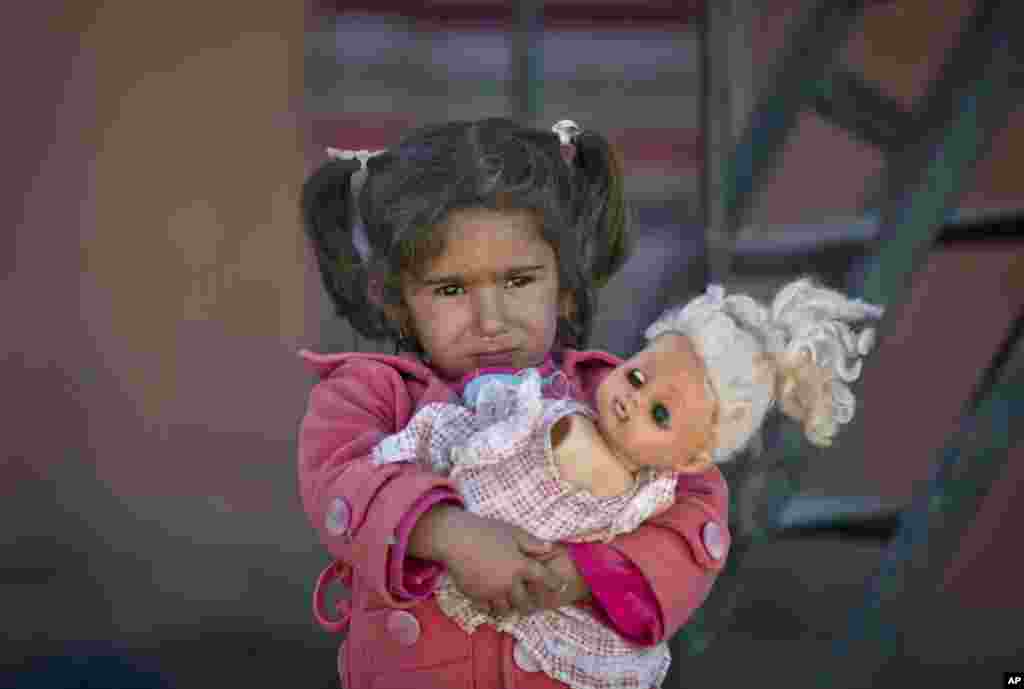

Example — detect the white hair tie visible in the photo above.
[551,119,583,145]
[325,147,387,170]
[705,284,726,304]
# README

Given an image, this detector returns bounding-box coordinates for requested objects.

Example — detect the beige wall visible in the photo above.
[4,1,331,653]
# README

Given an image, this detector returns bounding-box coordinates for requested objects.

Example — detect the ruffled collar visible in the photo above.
[445,353,559,398]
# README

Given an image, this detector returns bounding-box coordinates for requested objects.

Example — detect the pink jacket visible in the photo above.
[298,348,731,689]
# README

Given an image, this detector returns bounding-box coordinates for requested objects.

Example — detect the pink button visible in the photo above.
[386,610,421,646]
[325,497,351,536]
[702,521,725,560]
[513,641,541,673]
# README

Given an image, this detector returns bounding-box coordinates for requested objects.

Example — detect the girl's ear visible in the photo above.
[559,291,576,320]
[382,303,411,336]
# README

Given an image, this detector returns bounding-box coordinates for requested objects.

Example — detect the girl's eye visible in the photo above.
[434,284,464,297]
[652,403,670,429]
[627,368,646,387]
[506,276,534,289]
[434,277,531,297]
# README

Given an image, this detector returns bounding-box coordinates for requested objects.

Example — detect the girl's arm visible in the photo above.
[301,358,565,612]
[298,358,466,606]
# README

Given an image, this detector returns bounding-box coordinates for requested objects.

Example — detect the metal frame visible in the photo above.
[679,0,1024,669]
[826,298,1024,687]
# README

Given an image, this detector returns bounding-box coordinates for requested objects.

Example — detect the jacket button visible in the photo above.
[325,497,351,537]
[513,641,541,673]
[386,610,421,646]
[701,521,725,560]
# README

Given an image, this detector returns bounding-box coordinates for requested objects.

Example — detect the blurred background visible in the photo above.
[3,1,1021,687]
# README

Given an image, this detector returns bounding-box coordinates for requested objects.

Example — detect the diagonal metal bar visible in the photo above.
[719,0,866,240]
[811,67,918,154]
[766,0,1022,542]
[822,307,1024,688]
[680,3,869,661]
[860,0,1023,307]
[676,0,1022,670]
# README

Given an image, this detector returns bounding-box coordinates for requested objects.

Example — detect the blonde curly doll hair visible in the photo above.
[644,278,885,463]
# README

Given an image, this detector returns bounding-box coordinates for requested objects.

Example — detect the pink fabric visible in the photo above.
[373,383,677,546]
[559,473,721,646]
[391,488,664,642]
[387,376,721,643]
[569,542,663,646]
[297,347,731,689]
[371,374,677,688]
[386,366,666,643]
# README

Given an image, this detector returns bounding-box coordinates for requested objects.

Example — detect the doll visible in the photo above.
[372,277,883,689]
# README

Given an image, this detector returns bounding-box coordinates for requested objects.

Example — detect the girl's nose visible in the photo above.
[474,289,509,337]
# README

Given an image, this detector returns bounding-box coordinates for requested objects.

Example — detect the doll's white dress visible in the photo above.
[372,369,677,689]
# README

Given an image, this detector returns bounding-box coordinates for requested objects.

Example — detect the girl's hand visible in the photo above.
[431,508,567,618]
[523,543,591,611]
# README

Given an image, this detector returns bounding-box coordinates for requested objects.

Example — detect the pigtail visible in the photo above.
[571,130,633,289]
[300,157,392,339]
[772,350,847,447]
[655,279,884,462]
[759,279,884,447]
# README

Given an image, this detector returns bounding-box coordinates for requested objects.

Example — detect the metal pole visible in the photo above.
[510,0,543,126]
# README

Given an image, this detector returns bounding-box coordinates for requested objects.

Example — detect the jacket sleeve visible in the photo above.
[567,467,731,644]
[298,359,465,607]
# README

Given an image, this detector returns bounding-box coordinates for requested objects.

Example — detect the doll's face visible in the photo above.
[595,333,717,473]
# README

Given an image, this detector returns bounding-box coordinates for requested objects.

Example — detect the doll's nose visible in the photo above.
[613,396,630,421]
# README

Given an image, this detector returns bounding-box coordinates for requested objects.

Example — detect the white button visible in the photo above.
[513,641,541,673]
[325,497,351,536]
[701,521,725,560]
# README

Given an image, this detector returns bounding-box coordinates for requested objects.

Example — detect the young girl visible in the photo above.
[367,278,883,689]
[298,116,724,689]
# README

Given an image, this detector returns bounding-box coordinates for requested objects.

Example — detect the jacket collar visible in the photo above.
[297,346,623,389]
[298,348,436,382]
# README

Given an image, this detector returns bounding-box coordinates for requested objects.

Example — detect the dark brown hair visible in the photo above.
[300,117,632,353]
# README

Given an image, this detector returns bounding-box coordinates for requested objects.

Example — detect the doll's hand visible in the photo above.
[434,509,567,618]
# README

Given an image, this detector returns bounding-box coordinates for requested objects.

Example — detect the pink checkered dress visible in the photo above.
[372,370,677,689]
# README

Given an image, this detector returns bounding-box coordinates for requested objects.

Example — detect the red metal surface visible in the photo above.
[312,0,703,27]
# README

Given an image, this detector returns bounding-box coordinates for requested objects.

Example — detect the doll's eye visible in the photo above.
[651,403,670,429]
[434,284,465,297]
[627,368,646,387]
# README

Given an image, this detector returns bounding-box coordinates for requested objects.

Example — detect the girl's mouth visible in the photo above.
[475,349,518,367]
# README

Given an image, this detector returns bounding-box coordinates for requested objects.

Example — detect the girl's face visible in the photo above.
[595,333,717,473]
[394,208,572,380]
